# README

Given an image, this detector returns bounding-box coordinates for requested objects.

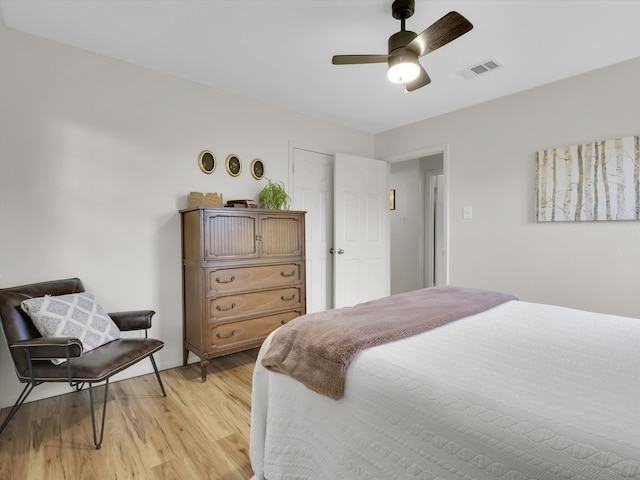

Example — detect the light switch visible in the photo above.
[463,206,473,219]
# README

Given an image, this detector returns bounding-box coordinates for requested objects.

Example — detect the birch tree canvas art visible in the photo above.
[535,135,640,222]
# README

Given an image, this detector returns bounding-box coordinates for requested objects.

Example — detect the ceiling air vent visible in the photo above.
[458,59,502,79]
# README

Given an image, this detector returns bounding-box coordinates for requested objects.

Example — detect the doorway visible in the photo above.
[388,147,448,295]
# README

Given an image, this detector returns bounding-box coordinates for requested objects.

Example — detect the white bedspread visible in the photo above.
[250,300,640,480]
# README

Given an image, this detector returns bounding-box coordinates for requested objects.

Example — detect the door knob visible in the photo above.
[337,249,345,255]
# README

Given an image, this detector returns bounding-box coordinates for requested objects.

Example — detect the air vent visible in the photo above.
[458,59,502,79]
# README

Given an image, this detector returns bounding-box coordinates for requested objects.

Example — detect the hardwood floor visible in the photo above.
[0,349,259,480]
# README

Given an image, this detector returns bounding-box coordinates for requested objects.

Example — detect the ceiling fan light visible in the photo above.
[387,56,420,83]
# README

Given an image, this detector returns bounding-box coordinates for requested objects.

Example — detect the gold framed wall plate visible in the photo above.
[226,154,241,177]
[198,150,216,174]
[251,158,265,180]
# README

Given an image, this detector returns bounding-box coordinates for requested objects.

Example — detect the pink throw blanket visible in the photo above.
[261,286,516,399]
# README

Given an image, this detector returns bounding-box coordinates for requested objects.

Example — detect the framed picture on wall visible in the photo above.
[251,158,265,180]
[198,150,216,174]
[535,134,640,222]
[226,154,241,177]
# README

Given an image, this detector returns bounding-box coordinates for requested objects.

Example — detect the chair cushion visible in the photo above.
[21,292,121,364]
[21,338,165,383]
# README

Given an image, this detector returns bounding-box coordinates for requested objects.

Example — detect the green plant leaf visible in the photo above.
[258,179,291,209]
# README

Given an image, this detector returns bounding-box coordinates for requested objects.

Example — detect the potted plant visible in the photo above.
[258,179,291,209]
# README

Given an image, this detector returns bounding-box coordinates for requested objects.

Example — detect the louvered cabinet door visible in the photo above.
[259,213,305,258]
[203,211,259,261]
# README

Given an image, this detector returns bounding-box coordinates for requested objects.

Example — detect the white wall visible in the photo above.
[389,159,423,295]
[377,56,640,319]
[0,18,373,406]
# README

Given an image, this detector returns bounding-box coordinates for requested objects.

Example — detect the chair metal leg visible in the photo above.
[2,357,164,448]
[88,380,109,449]
[149,354,166,397]
[0,382,40,434]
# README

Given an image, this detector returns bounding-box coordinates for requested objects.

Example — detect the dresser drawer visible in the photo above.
[209,287,301,319]
[207,263,301,292]
[208,310,300,347]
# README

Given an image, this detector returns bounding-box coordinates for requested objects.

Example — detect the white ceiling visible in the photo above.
[3,0,640,134]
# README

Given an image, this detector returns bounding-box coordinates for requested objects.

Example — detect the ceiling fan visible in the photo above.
[331,0,473,92]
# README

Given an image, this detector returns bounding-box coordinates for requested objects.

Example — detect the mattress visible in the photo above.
[250,300,640,480]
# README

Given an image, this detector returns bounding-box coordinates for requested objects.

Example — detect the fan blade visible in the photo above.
[406,11,473,57]
[332,54,388,65]
[405,64,431,92]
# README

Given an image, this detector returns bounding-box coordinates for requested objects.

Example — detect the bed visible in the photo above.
[249,286,640,480]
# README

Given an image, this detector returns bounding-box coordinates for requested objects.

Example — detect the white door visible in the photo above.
[333,153,389,308]
[291,148,334,313]
[434,174,445,286]
[424,173,445,287]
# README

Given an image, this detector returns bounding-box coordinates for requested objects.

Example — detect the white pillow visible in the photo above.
[21,291,121,364]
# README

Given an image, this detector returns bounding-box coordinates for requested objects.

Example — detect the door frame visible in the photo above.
[382,144,450,286]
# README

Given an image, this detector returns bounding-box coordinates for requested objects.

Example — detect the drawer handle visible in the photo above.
[280,319,287,325]
[280,270,296,277]
[216,275,236,284]
[216,329,236,339]
[280,294,296,302]
[216,303,236,312]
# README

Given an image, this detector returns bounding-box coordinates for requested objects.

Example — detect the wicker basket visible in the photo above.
[188,192,223,208]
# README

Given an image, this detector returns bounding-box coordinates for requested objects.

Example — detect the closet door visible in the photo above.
[292,148,334,313]
[292,149,389,311]
[333,153,389,308]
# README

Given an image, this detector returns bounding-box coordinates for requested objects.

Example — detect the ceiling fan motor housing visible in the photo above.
[388,30,418,55]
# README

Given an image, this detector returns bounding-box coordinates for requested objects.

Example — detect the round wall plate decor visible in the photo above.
[226,154,241,177]
[251,158,265,180]
[198,150,216,174]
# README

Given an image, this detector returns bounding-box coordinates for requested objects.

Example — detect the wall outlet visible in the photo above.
[463,206,473,219]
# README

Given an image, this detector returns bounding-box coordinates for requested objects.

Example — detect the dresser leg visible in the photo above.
[200,360,209,382]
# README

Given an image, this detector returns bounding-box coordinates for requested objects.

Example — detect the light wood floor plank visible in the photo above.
[0,349,258,480]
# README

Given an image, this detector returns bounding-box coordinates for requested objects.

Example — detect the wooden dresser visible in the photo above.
[180,207,306,381]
